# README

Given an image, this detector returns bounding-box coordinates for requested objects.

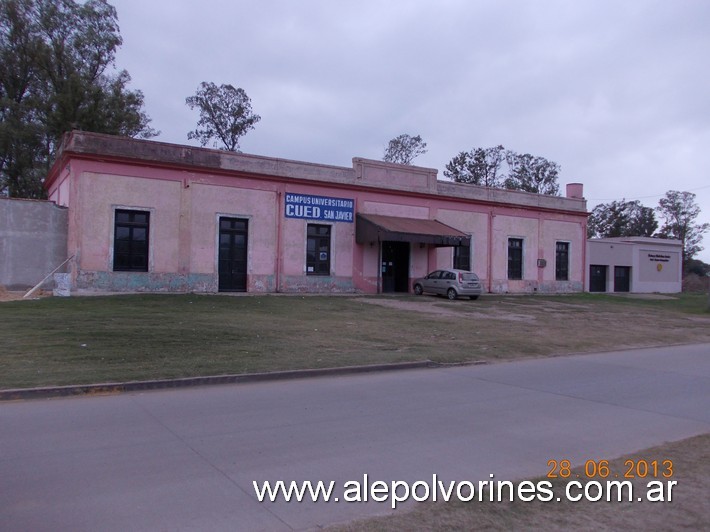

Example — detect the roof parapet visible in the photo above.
[49,131,587,214]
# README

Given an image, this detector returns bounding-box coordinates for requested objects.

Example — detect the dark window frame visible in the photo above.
[306,223,331,276]
[453,240,471,271]
[555,241,570,281]
[113,208,150,272]
[507,238,523,280]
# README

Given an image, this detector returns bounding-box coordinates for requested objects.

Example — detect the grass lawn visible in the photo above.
[2,292,708,529]
[1,292,709,389]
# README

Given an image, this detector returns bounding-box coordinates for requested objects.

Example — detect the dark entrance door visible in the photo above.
[589,265,607,292]
[218,217,248,292]
[614,266,631,292]
[381,241,410,293]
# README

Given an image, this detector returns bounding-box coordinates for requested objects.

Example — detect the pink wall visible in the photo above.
[45,133,588,295]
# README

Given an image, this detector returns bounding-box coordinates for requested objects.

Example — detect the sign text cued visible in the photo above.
[285,193,354,223]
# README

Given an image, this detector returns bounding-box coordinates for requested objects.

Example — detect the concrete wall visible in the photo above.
[0,197,68,289]
[635,247,682,293]
[586,238,683,293]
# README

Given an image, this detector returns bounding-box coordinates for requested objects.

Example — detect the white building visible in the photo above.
[586,237,683,293]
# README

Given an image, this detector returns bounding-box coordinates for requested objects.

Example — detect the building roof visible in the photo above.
[47,131,588,216]
[355,214,471,247]
[589,236,683,247]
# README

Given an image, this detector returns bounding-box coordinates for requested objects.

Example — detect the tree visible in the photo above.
[443,145,504,187]
[626,201,659,237]
[382,133,427,165]
[656,190,710,263]
[504,151,560,195]
[186,82,260,152]
[0,0,157,198]
[684,258,710,277]
[587,200,658,239]
[444,146,560,195]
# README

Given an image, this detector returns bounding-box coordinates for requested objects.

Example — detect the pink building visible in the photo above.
[44,132,588,295]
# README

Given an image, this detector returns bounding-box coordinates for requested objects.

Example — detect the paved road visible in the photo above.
[2,343,709,531]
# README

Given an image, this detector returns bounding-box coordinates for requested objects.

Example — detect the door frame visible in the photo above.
[614,266,631,293]
[380,240,410,293]
[589,264,608,293]
[216,214,251,292]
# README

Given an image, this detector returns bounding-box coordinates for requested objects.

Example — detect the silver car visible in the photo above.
[412,268,483,300]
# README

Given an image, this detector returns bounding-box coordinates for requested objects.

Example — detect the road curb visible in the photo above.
[0,360,439,401]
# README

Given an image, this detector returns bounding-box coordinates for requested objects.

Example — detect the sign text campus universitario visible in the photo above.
[285,193,354,223]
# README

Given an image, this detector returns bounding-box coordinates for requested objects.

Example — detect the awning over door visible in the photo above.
[356,213,470,247]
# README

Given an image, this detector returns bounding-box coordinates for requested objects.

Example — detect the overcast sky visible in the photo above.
[109,0,710,262]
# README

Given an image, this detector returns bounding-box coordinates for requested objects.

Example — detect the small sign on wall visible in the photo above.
[648,253,671,264]
[285,193,354,223]
[639,250,680,282]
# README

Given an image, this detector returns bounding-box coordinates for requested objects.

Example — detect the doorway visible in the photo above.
[381,241,410,293]
[218,217,248,292]
[589,265,607,292]
[614,266,631,292]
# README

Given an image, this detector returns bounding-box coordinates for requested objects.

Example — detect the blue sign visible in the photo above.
[285,193,354,223]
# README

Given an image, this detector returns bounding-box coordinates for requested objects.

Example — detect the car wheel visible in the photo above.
[413,284,423,295]
[469,295,479,300]
[447,288,457,300]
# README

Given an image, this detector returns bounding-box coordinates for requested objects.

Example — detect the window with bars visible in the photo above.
[507,238,523,280]
[453,241,471,271]
[556,242,569,281]
[113,209,150,272]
